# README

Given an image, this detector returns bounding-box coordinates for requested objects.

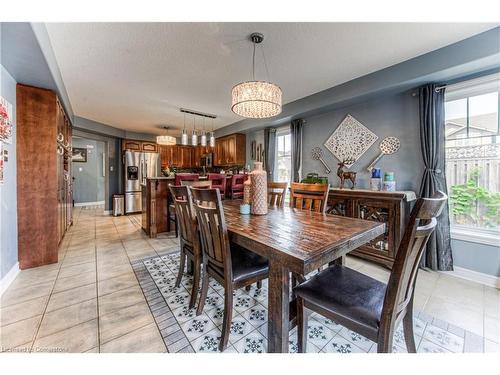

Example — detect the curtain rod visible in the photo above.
[412,85,446,97]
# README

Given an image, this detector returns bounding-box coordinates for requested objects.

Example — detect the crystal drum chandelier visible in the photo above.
[231,33,282,119]
[156,126,176,146]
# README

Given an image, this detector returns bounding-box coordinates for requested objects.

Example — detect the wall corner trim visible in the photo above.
[0,262,20,296]
[440,266,500,289]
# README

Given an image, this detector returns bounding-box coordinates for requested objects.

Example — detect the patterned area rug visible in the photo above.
[132,251,485,353]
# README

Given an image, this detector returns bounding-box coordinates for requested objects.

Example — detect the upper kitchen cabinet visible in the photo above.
[214,133,246,166]
[192,145,214,167]
[159,145,194,168]
[141,141,158,152]
[122,139,158,152]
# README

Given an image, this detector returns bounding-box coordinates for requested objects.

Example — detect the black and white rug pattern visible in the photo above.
[132,251,486,353]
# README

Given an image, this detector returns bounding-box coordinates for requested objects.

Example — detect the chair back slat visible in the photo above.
[191,188,231,271]
[268,182,288,207]
[381,191,448,328]
[168,185,199,255]
[290,182,329,213]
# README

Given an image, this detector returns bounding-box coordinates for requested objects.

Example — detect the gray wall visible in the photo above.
[452,240,500,277]
[302,91,422,191]
[1,65,18,279]
[72,138,105,204]
[246,129,265,170]
[245,88,500,277]
[72,127,122,210]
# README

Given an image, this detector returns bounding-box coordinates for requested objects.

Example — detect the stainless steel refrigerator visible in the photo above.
[124,150,161,213]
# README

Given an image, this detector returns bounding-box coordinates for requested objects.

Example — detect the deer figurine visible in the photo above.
[337,159,357,189]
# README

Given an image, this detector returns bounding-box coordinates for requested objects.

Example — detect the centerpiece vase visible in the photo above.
[250,162,267,215]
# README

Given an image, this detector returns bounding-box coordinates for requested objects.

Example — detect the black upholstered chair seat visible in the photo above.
[294,265,387,329]
[231,245,269,283]
[208,245,269,284]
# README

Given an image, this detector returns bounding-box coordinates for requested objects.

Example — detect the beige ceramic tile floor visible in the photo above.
[1,207,499,353]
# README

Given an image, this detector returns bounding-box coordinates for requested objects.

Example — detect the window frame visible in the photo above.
[444,74,500,246]
[274,126,292,184]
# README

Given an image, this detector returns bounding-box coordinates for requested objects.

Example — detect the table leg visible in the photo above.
[329,255,345,267]
[267,260,290,353]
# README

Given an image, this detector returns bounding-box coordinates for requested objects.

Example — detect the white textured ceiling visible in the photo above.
[45,23,496,135]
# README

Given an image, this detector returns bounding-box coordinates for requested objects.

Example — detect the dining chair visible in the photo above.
[294,191,448,353]
[168,185,201,309]
[207,173,226,198]
[190,187,269,352]
[267,181,288,207]
[174,173,200,186]
[181,180,212,188]
[169,174,200,236]
[230,174,248,199]
[290,182,329,213]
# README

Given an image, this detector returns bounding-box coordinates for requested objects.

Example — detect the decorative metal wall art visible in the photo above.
[366,136,400,172]
[324,114,378,167]
[311,147,331,174]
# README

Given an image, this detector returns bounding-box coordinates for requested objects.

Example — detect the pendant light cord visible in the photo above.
[252,41,256,81]
[251,37,270,82]
[261,45,270,82]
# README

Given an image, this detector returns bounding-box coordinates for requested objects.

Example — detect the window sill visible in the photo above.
[451,226,500,247]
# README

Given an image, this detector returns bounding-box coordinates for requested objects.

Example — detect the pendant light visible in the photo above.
[209,117,215,148]
[231,33,282,119]
[200,117,207,146]
[191,115,198,146]
[181,112,188,145]
[156,126,176,146]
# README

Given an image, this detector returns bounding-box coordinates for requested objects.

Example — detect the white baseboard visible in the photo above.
[441,266,500,289]
[74,200,105,207]
[0,262,20,296]
[103,210,112,215]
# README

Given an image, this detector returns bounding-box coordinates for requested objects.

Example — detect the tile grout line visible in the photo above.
[93,209,101,353]
[99,212,168,352]
[28,208,78,352]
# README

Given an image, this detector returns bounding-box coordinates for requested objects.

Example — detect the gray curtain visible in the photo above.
[418,83,453,271]
[264,128,276,180]
[291,119,304,182]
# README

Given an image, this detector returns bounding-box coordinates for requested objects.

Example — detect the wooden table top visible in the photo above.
[222,200,386,274]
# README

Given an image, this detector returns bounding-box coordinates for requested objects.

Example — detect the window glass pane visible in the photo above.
[469,92,498,134]
[445,98,468,139]
[275,133,292,186]
[445,88,500,231]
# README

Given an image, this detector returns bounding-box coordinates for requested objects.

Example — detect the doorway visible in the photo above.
[72,136,106,210]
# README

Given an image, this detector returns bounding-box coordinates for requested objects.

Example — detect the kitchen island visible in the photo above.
[141,177,174,238]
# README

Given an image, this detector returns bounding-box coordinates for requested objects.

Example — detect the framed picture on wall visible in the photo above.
[72,147,87,162]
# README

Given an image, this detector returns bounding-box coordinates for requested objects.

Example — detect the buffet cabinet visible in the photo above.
[17,84,73,269]
[326,188,416,268]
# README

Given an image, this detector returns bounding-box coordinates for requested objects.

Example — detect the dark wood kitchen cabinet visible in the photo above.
[326,188,416,268]
[122,139,158,153]
[192,145,214,167]
[159,145,194,168]
[214,133,246,166]
[17,84,73,269]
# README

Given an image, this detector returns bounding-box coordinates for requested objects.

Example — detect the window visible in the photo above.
[445,73,500,244]
[275,127,292,183]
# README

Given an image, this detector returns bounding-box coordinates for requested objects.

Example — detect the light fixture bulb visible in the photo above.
[209,132,215,148]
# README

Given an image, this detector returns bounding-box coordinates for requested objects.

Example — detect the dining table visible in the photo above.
[222,199,386,353]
